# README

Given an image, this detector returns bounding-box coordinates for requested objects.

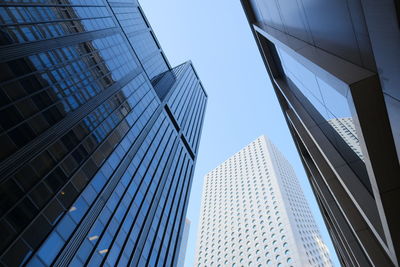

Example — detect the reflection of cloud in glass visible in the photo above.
[98,249,108,254]
[69,206,77,212]
[89,236,99,241]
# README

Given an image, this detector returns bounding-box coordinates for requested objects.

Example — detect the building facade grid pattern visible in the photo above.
[0,1,207,266]
[195,136,331,267]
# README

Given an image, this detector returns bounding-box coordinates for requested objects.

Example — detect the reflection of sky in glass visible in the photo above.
[277,48,351,120]
[277,48,363,159]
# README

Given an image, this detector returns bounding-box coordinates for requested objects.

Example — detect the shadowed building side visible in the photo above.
[240,0,400,266]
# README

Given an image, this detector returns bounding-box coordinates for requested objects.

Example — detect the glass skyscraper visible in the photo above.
[0,1,207,266]
[241,0,400,266]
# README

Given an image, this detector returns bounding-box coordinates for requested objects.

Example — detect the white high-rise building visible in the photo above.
[194,136,333,267]
[328,117,364,161]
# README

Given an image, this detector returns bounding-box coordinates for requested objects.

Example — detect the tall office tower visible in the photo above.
[177,219,191,267]
[0,2,207,266]
[195,136,332,267]
[241,0,400,266]
[328,118,363,161]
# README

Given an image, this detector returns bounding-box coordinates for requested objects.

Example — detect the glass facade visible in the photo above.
[243,0,400,265]
[274,47,371,193]
[0,1,207,266]
[277,48,363,157]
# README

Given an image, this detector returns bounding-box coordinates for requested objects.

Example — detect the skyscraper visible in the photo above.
[241,0,400,266]
[195,136,332,267]
[177,219,191,267]
[0,2,207,266]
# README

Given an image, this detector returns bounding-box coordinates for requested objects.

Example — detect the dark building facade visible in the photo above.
[0,1,207,266]
[241,1,400,266]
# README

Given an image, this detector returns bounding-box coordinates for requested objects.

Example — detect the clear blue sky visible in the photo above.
[141,1,340,266]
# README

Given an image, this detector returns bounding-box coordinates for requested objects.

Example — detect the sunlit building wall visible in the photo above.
[195,136,332,267]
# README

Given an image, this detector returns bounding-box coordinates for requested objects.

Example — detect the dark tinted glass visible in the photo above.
[0,2,206,266]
